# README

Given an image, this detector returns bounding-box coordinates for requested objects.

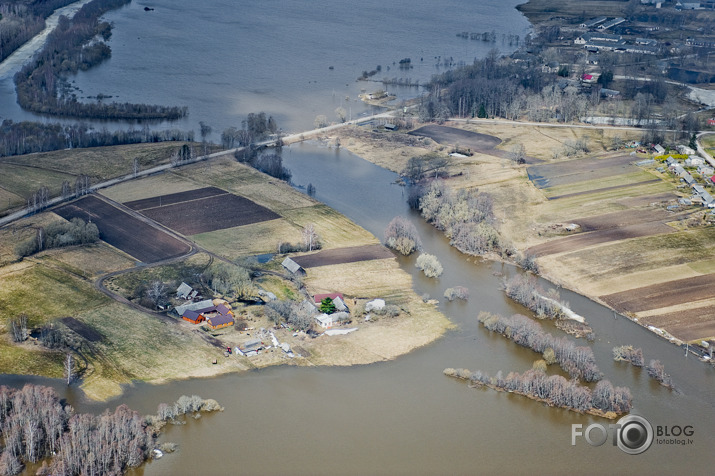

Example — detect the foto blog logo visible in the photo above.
[572,415,654,455]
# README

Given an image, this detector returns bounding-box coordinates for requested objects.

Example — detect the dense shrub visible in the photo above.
[416,253,443,278]
[444,286,469,301]
[613,345,644,367]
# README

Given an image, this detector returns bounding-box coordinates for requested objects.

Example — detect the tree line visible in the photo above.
[0,120,194,158]
[13,0,187,121]
[503,274,564,319]
[15,218,99,258]
[478,311,602,382]
[444,367,632,416]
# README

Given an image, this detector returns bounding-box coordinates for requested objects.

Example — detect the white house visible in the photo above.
[315,314,333,329]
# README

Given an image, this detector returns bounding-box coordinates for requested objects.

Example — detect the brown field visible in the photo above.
[600,274,715,313]
[409,125,521,159]
[528,222,676,257]
[527,155,638,189]
[570,208,675,232]
[53,196,190,263]
[292,244,394,268]
[642,306,715,341]
[124,186,227,210]
[137,191,281,236]
[548,179,662,200]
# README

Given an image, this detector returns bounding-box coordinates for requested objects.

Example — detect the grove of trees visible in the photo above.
[478,312,602,382]
[384,216,421,255]
[15,218,99,258]
[0,120,194,158]
[444,367,631,416]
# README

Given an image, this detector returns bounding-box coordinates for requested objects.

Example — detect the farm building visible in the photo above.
[182,310,205,324]
[686,156,705,167]
[683,173,695,186]
[175,299,214,317]
[207,314,234,330]
[315,314,334,329]
[237,339,264,356]
[653,144,665,155]
[709,119,715,126]
[176,282,193,299]
[581,74,594,82]
[282,257,306,275]
[697,165,713,176]
[579,16,607,28]
[598,17,625,30]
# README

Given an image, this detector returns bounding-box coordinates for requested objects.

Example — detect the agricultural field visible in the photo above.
[0,142,195,216]
[133,190,281,236]
[54,195,190,263]
[292,244,394,268]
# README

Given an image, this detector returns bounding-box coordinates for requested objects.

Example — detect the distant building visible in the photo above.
[600,88,621,98]
[314,293,344,304]
[598,17,626,30]
[653,144,665,155]
[207,314,234,330]
[580,16,607,28]
[581,74,595,82]
[708,118,715,126]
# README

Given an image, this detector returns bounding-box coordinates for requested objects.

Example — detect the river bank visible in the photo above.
[331,119,715,347]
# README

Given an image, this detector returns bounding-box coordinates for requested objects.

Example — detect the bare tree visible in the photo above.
[61,180,72,200]
[132,157,140,178]
[508,143,526,164]
[199,121,212,155]
[302,223,320,251]
[335,107,347,123]
[384,216,422,255]
[146,280,167,308]
[64,353,74,385]
[10,314,28,342]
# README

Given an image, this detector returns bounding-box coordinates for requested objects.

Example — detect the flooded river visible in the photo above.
[1,1,713,473]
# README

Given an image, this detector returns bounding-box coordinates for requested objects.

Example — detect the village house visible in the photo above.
[182,310,205,324]
[685,156,705,167]
[708,118,715,126]
[653,144,665,155]
[697,164,714,176]
[207,314,234,330]
[315,314,334,329]
[176,282,193,300]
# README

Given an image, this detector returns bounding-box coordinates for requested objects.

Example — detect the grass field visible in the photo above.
[281,204,379,249]
[77,302,242,400]
[192,219,302,259]
[0,163,76,201]
[0,142,198,216]
[0,263,109,327]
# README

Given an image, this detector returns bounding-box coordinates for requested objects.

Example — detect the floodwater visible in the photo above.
[1,1,714,474]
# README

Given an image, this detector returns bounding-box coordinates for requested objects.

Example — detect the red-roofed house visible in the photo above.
[710,175,715,185]
[709,118,715,126]
[314,293,344,304]
[581,74,595,82]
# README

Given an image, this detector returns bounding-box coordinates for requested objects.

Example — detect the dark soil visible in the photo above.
[292,244,394,268]
[137,193,281,235]
[527,222,675,257]
[600,274,715,314]
[124,186,227,210]
[61,317,103,342]
[54,195,190,263]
